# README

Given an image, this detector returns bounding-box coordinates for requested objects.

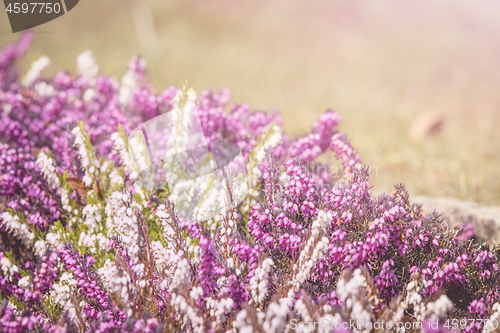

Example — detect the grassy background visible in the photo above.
[1,0,500,204]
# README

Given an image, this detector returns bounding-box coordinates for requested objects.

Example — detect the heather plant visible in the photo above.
[1,32,500,333]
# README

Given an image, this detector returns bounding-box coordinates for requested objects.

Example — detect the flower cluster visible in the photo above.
[1,32,499,333]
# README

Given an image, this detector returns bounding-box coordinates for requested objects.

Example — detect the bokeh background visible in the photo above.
[1,0,500,204]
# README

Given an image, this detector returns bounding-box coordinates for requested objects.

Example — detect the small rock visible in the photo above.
[412,195,500,245]
[371,188,500,245]
[409,112,444,140]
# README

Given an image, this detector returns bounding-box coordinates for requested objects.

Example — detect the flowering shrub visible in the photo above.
[1,32,500,333]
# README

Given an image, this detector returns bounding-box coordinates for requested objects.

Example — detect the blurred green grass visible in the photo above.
[1,0,500,204]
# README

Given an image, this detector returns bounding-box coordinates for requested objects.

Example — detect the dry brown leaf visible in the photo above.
[65,177,89,196]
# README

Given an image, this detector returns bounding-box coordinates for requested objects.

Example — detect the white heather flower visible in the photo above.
[36,152,60,187]
[76,50,99,81]
[336,269,371,331]
[82,173,92,187]
[225,176,243,206]
[133,263,145,276]
[3,103,12,114]
[109,191,140,263]
[484,302,500,333]
[168,179,197,217]
[187,242,201,265]
[129,136,149,172]
[111,132,138,181]
[78,232,104,254]
[206,297,233,328]
[22,55,51,87]
[72,125,94,187]
[82,204,101,234]
[133,184,148,207]
[34,81,55,98]
[315,210,333,233]
[283,211,330,305]
[79,231,91,245]
[34,240,47,257]
[83,88,95,102]
[151,241,171,270]
[119,57,146,105]
[98,259,142,317]
[253,126,282,165]
[105,201,115,238]
[189,286,203,301]
[97,260,120,291]
[100,161,110,174]
[214,174,243,256]
[97,259,134,312]
[50,282,71,304]
[50,272,82,321]
[248,126,281,181]
[336,269,366,303]
[426,294,453,320]
[171,293,204,333]
[167,89,196,153]
[234,307,267,333]
[155,204,175,242]
[317,314,343,333]
[405,275,428,322]
[18,276,30,289]
[226,258,235,269]
[194,179,219,222]
[262,299,290,333]
[0,256,19,282]
[294,298,314,333]
[250,258,274,305]
[242,125,282,213]
[96,233,109,251]
[109,170,124,188]
[46,232,64,250]
[169,252,191,291]
[50,272,77,301]
[386,299,408,331]
[217,176,242,218]
[161,89,200,213]
[119,72,135,105]
[36,152,73,212]
[72,126,88,167]
[0,212,35,248]
[60,188,72,213]
[217,276,227,288]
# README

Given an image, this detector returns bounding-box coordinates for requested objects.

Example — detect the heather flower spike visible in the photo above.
[129,86,248,222]
[0,31,498,333]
